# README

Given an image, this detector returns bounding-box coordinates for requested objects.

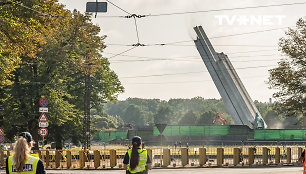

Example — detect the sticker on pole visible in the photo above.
[39,98,48,107]
[0,135,4,143]
[39,128,48,137]
[38,113,48,122]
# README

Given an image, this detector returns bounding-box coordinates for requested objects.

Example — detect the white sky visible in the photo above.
[58,0,306,102]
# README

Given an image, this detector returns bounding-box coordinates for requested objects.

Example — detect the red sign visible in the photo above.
[39,98,48,107]
[39,128,48,137]
[38,113,48,122]
[0,135,4,144]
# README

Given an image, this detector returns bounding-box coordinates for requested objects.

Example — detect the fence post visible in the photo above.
[275,147,280,165]
[110,149,116,168]
[199,148,206,166]
[94,150,100,169]
[217,148,224,167]
[181,148,188,167]
[162,148,170,167]
[248,147,254,165]
[55,150,61,168]
[46,150,50,167]
[0,150,4,167]
[79,151,85,168]
[65,151,71,169]
[233,148,241,166]
[286,147,291,164]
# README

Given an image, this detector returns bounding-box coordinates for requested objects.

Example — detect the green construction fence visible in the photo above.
[153,125,230,136]
[98,130,128,142]
[254,129,306,140]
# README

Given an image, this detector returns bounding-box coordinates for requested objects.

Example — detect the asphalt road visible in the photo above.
[1,167,303,174]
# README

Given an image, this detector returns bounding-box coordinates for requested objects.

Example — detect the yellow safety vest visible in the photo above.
[8,155,39,174]
[127,149,147,173]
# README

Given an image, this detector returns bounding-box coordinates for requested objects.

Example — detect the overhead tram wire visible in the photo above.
[120,64,276,79]
[106,25,293,47]
[108,54,284,63]
[125,75,269,85]
[146,1,306,17]
[105,49,279,59]
[108,46,138,59]
[97,1,306,18]
[105,0,132,15]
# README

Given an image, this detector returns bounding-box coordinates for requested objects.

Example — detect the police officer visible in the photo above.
[6,132,45,174]
[123,136,152,174]
[298,147,306,174]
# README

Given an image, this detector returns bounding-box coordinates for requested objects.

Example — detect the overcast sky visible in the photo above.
[58,0,306,102]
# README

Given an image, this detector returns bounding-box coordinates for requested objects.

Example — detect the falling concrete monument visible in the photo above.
[193,26,266,129]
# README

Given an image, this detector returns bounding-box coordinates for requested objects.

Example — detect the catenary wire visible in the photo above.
[120,65,276,79]
[147,2,306,17]
[105,0,132,15]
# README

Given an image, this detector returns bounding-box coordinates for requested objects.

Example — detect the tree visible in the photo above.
[0,0,68,85]
[178,110,199,125]
[0,5,124,149]
[154,104,173,124]
[197,111,215,125]
[268,18,306,119]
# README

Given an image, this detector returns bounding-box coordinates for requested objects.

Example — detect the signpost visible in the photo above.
[0,128,4,136]
[0,128,4,144]
[0,135,4,144]
[39,98,48,107]
[38,98,49,148]
[38,113,48,122]
[39,107,48,112]
[39,128,48,137]
[39,122,49,128]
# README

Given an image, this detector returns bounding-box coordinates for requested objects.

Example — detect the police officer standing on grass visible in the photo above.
[123,136,152,174]
[6,132,46,174]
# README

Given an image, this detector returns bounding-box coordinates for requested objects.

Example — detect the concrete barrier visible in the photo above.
[110,149,116,168]
[233,148,240,166]
[199,148,206,166]
[217,148,224,167]
[181,148,188,167]
[275,147,280,165]
[163,148,170,167]
[66,151,72,169]
[248,147,254,165]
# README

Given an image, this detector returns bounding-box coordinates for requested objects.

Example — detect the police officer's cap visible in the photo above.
[19,132,32,143]
[132,136,142,146]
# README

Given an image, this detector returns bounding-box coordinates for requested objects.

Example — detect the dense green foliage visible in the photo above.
[0,0,123,149]
[268,17,306,119]
[103,97,295,129]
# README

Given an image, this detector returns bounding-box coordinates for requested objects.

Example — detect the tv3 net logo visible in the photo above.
[215,15,286,26]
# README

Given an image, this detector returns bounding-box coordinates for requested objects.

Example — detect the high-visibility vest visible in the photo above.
[304,149,306,174]
[8,155,39,174]
[127,149,147,173]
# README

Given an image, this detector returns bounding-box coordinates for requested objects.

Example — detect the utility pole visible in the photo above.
[83,72,91,150]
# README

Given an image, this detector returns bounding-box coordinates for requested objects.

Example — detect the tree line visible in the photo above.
[95,97,301,130]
